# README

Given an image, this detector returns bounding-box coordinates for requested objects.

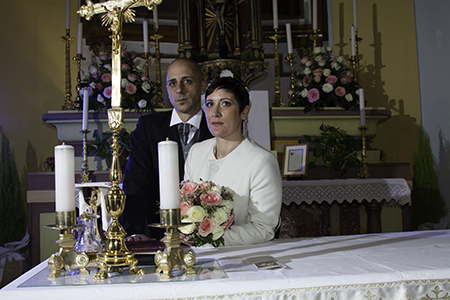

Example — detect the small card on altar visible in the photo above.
[217,255,285,272]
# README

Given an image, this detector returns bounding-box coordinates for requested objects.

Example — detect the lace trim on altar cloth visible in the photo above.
[282,178,411,206]
[146,278,450,300]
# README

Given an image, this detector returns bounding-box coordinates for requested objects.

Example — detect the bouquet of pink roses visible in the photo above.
[179,180,234,247]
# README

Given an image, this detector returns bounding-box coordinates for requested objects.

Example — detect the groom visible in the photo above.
[122,58,213,240]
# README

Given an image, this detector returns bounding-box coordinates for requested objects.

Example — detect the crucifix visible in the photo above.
[78,0,162,280]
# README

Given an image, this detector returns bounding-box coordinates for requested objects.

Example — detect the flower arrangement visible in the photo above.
[77,50,156,112]
[179,180,235,247]
[291,46,360,113]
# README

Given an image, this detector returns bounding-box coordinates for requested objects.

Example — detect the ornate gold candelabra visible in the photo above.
[269,28,284,107]
[142,52,152,78]
[79,129,91,183]
[78,0,163,279]
[286,53,297,106]
[62,29,74,110]
[357,125,370,179]
[151,28,165,108]
[154,209,196,279]
[46,211,90,278]
[73,53,86,110]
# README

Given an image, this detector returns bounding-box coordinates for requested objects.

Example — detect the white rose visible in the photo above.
[211,185,222,194]
[322,83,333,93]
[212,209,228,225]
[326,46,333,52]
[301,88,308,98]
[88,65,98,74]
[121,78,129,88]
[331,62,340,71]
[336,56,345,63]
[305,61,312,67]
[212,226,225,241]
[179,218,195,235]
[97,94,105,104]
[89,82,96,89]
[104,64,111,71]
[323,69,331,77]
[303,68,311,75]
[138,99,147,108]
[315,55,322,62]
[187,206,206,222]
[142,82,151,93]
[345,93,353,102]
[313,47,322,54]
[221,200,233,214]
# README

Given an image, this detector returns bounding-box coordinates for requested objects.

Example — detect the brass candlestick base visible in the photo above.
[94,107,143,279]
[269,29,284,107]
[286,53,297,106]
[358,125,370,179]
[46,211,90,278]
[154,209,196,279]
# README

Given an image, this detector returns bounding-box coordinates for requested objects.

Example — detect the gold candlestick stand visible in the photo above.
[79,129,91,184]
[46,211,90,278]
[286,53,297,107]
[357,125,370,179]
[142,52,151,78]
[94,107,143,279]
[151,28,165,108]
[73,53,86,110]
[62,29,74,110]
[154,209,196,279]
[309,29,320,48]
[351,32,362,84]
[269,28,284,107]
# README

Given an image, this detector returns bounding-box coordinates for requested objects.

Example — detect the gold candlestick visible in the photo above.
[286,53,297,107]
[309,29,320,48]
[46,211,90,278]
[154,209,196,279]
[357,125,370,179]
[62,29,74,110]
[269,28,284,107]
[351,32,363,84]
[73,53,86,110]
[142,52,152,78]
[151,28,165,108]
[79,129,91,183]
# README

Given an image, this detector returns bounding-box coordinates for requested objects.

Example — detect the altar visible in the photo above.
[2,230,450,299]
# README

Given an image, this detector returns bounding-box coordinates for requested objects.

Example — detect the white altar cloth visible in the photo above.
[1,230,450,300]
[282,178,411,206]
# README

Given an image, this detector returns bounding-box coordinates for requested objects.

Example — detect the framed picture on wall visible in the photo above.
[282,144,309,177]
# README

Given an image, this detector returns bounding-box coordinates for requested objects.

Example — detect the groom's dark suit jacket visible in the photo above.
[122,110,213,239]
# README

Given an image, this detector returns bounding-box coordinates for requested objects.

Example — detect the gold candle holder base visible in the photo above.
[153,209,196,279]
[46,211,90,278]
[357,125,370,179]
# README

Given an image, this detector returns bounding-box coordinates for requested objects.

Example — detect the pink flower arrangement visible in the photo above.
[293,46,360,112]
[179,180,234,247]
[78,50,156,112]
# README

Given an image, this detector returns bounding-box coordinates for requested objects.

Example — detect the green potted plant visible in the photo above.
[304,123,360,177]
[87,128,134,169]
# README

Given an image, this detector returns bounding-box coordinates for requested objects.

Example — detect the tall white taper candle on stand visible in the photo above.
[153,4,159,29]
[312,0,318,30]
[77,22,83,54]
[158,140,180,209]
[359,88,366,126]
[272,0,278,29]
[143,20,149,53]
[353,0,358,32]
[82,89,89,131]
[351,25,356,56]
[54,144,75,212]
[286,23,293,54]
[66,0,71,30]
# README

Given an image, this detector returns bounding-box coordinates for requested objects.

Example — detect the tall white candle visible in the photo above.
[54,144,75,212]
[82,89,89,131]
[286,23,293,54]
[158,140,180,210]
[351,25,356,56]
[272,0,278,29]
[312,0,318,30]
[359,88,366,126]
[143,20,149,53]
[77,22,83,54]
[66,0,71,30]
[353,0,358,32]
[153,4,159,29]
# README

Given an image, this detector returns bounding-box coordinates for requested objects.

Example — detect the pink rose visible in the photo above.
[312,69,323,77]
[300,56,309,64]
[181,182,198,196]
[199,183,209,190]
[141,74,149,81]
[127,73,137,82]
[335,86,346,97]
[180,201,192,216]
[103,86,112,98]
[314,76,321,83]
[200,191,222,205]
[222,214,234,231]
[96,83,103,90]
[198,218,215,237]
[121,64,130,71]
[326,75,338,85]
[125,83,137,95]
[101,73,111,82]
[302,75,312,87]
[307,88,320,103]
[341,75,352,84]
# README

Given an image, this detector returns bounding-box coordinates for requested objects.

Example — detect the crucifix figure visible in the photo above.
[78,0,161,280]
